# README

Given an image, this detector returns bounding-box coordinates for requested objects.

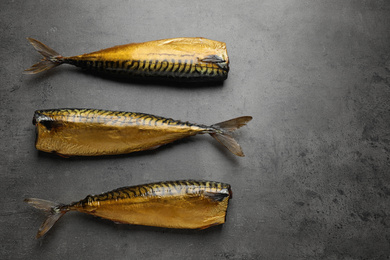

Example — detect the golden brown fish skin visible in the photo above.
[69,180,232,229]
[33,108,210,157]
[25,37,229,81]
[33,109,252,157]
[25,180,232,238]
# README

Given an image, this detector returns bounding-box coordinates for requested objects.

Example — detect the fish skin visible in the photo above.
[33,108,252,157]
[25,180,233,238]
[25,37,229,81]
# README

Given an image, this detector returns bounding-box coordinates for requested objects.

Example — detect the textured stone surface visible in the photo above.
[1,1,389,259]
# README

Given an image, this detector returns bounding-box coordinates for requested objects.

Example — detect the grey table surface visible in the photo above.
[1,1,390,259]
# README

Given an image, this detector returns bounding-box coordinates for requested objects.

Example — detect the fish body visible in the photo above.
[25,37,229,81]
[33,108,252,157]
[25,180,232,238]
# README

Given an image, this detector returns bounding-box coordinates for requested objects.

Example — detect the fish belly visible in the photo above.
[81,196,229,229]
[35,122,195,156]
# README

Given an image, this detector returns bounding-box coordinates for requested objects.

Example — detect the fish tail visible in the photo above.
[210,116,253,157]
[24,198,69,239]
[24,38,64,74]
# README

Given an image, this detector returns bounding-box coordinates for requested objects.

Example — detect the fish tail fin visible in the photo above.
[24,198,69,239]
[24,38,64,74]
[210,116,253,157]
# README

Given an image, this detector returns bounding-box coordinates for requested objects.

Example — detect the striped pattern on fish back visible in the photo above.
[64,57,228,80]
[75,180,232,206]
[34,108,205,129]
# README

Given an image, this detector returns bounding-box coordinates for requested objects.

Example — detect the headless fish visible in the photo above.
[25,180,232,238]
[33,108,252,157]
[24,37,229,81]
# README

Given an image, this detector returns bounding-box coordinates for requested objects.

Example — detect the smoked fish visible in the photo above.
[24,37,229,81]
[25,180,232,238]
[33,108,252,157]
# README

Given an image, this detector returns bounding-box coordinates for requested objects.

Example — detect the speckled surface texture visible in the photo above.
[1,1,390,259]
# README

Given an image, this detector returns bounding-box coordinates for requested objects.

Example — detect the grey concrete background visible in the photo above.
[1,1,390,259]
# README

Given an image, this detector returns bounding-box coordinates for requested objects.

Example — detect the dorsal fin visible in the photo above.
[40,120,63,131]
[201,55,224,63]
[200,55,228,69]
[33,112,62,130]
[203,191,230,202]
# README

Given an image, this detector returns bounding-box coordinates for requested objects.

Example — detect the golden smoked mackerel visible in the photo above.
[25,180,232,238]
[33,108,252,157]
[24,37,229,81]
